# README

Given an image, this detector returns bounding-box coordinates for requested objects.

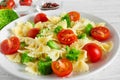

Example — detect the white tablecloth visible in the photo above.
[0,0,120,80]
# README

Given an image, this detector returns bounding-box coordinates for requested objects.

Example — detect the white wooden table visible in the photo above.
[0,0,120,80]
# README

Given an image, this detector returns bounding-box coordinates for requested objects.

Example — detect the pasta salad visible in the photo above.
[0,11,113,77]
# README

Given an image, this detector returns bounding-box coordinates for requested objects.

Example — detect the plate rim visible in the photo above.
[0,11,120,80]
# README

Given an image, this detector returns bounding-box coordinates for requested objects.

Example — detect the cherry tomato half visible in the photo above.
[34,13,48,23]
[27,28,40,38]
[83,43,102,63]
[0,0,15,9]
[91,26,110,41]
[0,36,20,55]
[19,0,32,6]
[51,59,73,77]
[57,29,77,45]
[68,11,80,21]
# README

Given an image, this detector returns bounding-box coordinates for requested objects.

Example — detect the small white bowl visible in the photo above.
[35,0,62,12]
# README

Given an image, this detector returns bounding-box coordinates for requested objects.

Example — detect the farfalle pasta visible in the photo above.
[1,11,113,77]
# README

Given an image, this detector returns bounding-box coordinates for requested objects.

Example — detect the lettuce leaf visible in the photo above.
[0,9,19,30]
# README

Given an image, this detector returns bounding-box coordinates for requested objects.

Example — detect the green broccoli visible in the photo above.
[77,33,87,39]
[38,56,52,75]
[54,25,63,34]
[21,52,35,64]
[66,46,70,52]
[85,24,93,35]
[62,14,71,28]
[20,42,27,49]
[37,28,49,37]
[66,46,80,61]
[47,40,60,49]
[0,9,19,30]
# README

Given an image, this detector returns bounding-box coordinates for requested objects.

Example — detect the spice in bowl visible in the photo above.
[41,2,59,10]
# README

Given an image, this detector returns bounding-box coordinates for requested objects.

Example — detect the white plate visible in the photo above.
[0,11,120,80]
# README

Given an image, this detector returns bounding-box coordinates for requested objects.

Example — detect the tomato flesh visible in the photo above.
[57,29,77,45]
[91,26,110,41]
[68,11,80,21]
[34,13,48,23]
[9,37,20,54]
[0,39,12,55]
[52,59,73,77]
[0,36,20,55]
[27,28,40,38]
[83,43,102,63]
[19,0,32,6]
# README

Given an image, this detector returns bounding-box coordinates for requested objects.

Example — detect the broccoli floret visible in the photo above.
[21,52,35,64]
[84,24,93,35]
[54,25,63,34]
[38,57,52,75]
[0,9,19,30]
[37,28,49,37]
[47,40,60,49]
[66,46,80,61]
[20,42,27,49]
[62,14,71,28]
[77,33,87,39]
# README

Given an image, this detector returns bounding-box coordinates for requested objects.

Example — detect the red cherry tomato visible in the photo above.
[34,13,48,23]
[68,11,80,21]
[51,59,73,77]
[9,37,20,53]
[19,0,32,6]
[57,29,77,45]
[0,36,20,55]
[0,0,15,9]
[27,28,40,38]
[83,43,102,63]
[91,26,110,41]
